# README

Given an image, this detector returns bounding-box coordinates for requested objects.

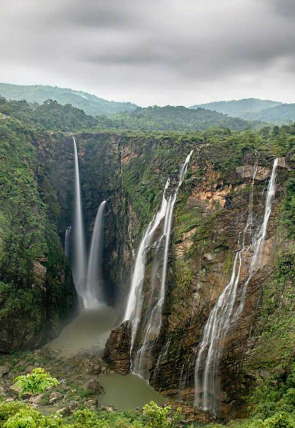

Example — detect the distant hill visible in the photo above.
[0,82,138,116]
[112,105,252,131]
[244,103,295,124]
[190,98,282,119]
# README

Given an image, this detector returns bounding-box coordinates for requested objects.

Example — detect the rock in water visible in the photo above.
[104,321,131,375]
[84,378,104,395]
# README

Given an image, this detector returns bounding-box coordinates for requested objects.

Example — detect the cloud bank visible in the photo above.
[0,0,294,105]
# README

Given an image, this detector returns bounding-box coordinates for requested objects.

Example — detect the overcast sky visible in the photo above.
[0,0,294,106]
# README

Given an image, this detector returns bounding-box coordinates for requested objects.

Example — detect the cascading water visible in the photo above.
[73,137,87,300]
[125,151,193,379]
[71,137,106,309]
[84,201,107,308]
[65,226,71,259]
[124,180,170,349]
[194,159,279,417]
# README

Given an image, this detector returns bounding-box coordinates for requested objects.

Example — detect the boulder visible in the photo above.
[0,365,9,378]
[49,391,63,404]
[84,378,104,395]
[104,321,131,375]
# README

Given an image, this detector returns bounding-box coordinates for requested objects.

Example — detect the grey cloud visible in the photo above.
[43,0,154,29]
[267,0,295,17]
[0,0,295,105]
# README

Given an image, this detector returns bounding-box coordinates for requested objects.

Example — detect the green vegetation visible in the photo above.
[191,98,281,120]
[1,90,295,428]
[0,98,253,133]
[248,103,295,124]
[0,113,73,351]
[0,98,99,132]
[0,82,137,116]
[112,106,251,132]
[0,399,184,428]
[191,98,295,125]
[13,368,59,398]
[208,366,295,426]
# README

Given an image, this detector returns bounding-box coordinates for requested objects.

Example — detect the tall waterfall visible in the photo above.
[125,151,193,378]
[124,179,170,348]
[65,226,71,259]
[73,137,87,300]
[194,158,279,417]
[72,137,106,308]
[84,201,106,308]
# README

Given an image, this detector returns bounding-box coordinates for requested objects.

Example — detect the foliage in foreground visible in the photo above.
[13,368,59,398]
[209,364,295,427]
[0,400,182,428]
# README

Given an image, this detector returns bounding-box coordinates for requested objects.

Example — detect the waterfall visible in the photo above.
[125,151,193,379]
[65,226,71,258]
[72,136,87,300]
[124,179,170,348]
[194,159,279,417]
[84,201,106,308]
[72,137,106,309]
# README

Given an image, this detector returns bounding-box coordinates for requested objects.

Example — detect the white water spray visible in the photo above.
[84,201,106,308]
[194,159,279,416]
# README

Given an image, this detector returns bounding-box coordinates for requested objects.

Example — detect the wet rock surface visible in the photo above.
[104,321,132,375]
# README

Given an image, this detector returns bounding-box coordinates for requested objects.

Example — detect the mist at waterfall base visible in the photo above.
[71,137,106,309]
[194,158,279,417]
[124,151,193,379]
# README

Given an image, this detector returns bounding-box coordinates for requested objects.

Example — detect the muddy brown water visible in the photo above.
[46,305,165,409]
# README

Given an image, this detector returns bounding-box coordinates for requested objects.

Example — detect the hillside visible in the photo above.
[0,97,253,132]
[0,82,138,116]
[191,98,281,119]
[112,105,252,131]
[245,103,295,124]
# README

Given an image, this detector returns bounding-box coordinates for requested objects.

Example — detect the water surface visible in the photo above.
[46,305,115,356]
[98,373,165,409]
[46,304,165,409]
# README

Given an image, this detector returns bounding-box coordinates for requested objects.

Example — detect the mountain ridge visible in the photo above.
[0,82,138,117]
[190,98,282,118]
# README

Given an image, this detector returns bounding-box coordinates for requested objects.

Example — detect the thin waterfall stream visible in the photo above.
[65,226,71,259]
[194,158,279,417]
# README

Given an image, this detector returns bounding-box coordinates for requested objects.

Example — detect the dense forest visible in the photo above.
[0,97,254,133]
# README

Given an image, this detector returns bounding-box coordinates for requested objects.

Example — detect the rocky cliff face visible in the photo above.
[123,147,293,419]
[70,132,293,420]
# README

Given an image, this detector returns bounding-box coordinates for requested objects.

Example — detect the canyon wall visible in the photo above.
[1,121,295,421]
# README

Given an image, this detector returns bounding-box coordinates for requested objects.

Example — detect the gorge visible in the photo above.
[0,96,295,427]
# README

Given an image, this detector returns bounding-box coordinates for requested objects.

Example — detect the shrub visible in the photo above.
[13,368,59,398]
[142,401,181,428]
